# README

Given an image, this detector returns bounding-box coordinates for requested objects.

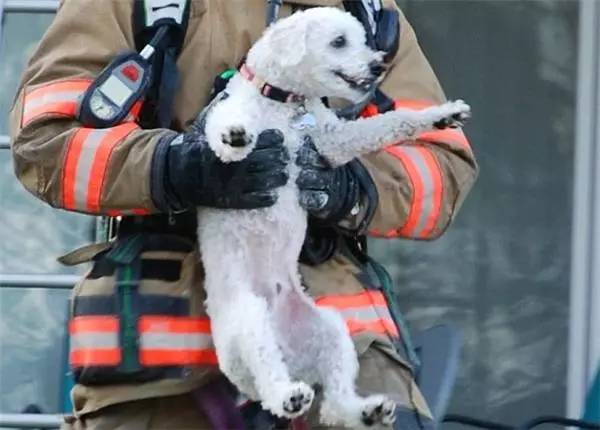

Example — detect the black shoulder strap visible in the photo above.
[132,0,191,128]
[342,0,399,115]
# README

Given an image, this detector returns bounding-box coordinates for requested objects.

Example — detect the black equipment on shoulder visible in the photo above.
[132,0,192,128]
[342,0,400,64]
[77,0,191,130]
[338,0,400,119]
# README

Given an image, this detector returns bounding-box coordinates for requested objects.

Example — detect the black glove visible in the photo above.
[152,129,289,211]
[296,137,361,224]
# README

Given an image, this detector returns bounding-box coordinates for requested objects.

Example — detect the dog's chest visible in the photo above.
[253,100,306,155]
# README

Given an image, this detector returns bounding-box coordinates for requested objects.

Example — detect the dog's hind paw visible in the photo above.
[281,382,314,418]
[360,395,396,427]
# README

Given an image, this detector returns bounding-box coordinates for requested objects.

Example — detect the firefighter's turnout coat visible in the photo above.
[9,0,477,427]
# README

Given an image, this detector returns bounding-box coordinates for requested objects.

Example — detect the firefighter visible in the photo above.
[9,0,477,428]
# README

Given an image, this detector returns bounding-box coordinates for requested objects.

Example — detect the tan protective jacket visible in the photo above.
[9,0,477,423]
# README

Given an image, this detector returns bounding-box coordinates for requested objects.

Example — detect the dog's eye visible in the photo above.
[330,35,347,49]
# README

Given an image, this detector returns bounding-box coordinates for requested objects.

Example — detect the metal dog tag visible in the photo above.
[291,112,317,130]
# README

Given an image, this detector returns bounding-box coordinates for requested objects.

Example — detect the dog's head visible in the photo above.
[247,7,386,102]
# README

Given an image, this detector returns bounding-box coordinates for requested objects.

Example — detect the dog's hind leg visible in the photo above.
[220,288,314,419]
[273,284,396,428]
[308,306,396,428]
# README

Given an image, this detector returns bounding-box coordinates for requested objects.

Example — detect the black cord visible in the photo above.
[442,414,513,430]
[515,416,600,430]
[148,25,169,49]
[443,414,600,430]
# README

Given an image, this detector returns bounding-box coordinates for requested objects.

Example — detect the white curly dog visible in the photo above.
[198,7,470,428]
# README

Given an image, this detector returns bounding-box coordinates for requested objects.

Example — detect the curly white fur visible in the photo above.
[198,7,470,427]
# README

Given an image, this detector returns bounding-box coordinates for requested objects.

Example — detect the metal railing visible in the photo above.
[0,274,75,429]
[0,413,62,429]
[4,0,59,12]
[0,273,78,289]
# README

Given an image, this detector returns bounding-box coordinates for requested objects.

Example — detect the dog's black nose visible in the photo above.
[369,61,385,78]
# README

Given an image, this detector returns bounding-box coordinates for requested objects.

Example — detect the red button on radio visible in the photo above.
[122,65,140,82]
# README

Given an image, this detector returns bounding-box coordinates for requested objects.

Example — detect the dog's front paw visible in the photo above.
[360,395,396,427]
[223,126,253,149]
[432,99,471,129]
[280,382,315,418]
[208,125,256,163]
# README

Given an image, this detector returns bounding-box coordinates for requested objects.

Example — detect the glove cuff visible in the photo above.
[336,159,379,235]
[150,132,187,213]
[323,165,361,225]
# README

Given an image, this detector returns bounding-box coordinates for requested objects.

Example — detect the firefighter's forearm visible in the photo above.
[11,119,170,215]
[362,137,477,240]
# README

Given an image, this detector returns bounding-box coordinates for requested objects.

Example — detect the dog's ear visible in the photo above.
[266,12,310,67]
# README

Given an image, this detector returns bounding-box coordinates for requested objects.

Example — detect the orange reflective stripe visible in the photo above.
[69,298,398,369]
[22,79,92,126]
[139,316,212,334]
[69,315,119,334]
[62,123,139,213]
[140,349,219,366]
[379,146,443,239]
[314,290,387,308]
[386,146,423,237]
[70,348,121,367]
[418,129,469,148]
[63,128,93,211]
[25,80,91,101]
[346,318,399,337]
[393,99,433,110]
[87,123,139,212]
[69,316,121,367]
[139,316,217,366]
[418,148,443,238]
[315,291,399,339]
[22,79,143,127]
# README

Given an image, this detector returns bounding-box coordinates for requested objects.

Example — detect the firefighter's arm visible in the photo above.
[358,3,478,239]
[8,0,175,216]
[9,0,290,216]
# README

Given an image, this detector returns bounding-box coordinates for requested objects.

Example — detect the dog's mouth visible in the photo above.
[333,70,375,93]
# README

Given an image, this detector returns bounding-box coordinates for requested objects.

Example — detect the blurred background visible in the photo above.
[0,0,598,427]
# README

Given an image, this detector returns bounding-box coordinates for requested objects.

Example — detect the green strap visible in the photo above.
[116,260,142,373]
[107,234,145,372]
[106,234,145,265]
[366,256,421,369]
